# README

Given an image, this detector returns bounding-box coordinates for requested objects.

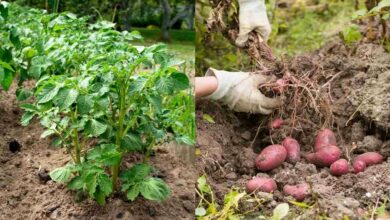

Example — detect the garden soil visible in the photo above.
[196,41,390,218]
[0,84,196,219]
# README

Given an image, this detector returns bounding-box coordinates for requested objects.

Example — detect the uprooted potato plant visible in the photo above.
[196,0,390,219]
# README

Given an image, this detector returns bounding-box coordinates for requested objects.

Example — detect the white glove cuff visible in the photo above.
[205,68,245,100]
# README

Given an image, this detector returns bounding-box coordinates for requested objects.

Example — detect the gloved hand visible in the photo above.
[235,0,271,47]
[205,68,282,114]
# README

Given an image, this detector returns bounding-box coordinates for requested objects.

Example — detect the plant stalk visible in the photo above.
[70,109,81,164]
[112,85,126,191]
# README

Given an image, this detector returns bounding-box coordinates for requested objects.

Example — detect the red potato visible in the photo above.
[354,152,383,166]
[353,160,366,173]
[314,129,337,151]
[330,159,349,176]
[283,183,310,201]
[256,145,287,171]
[246,177,277,193]
[353,152,383,173]
[281,137,301,164]
[304,145,341,167]
[270,118,284,129]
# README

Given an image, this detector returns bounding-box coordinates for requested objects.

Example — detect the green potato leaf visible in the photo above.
[85,119,107,137]
[139,177,170,202]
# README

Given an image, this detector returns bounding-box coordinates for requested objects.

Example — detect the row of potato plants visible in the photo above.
[0,1,194,205]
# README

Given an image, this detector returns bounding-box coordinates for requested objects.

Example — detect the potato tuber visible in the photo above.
[314,129,337,151]
[353,152,383,173]
[256,144,287,171]
[304,145,341,167]
[270,118,284,129]
[330,159,349,176]
[246,177,277,193]
[353,160,366,173]
[281,137,301,164]
[283,183,310,201]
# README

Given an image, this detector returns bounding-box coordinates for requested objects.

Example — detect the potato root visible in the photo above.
[281,137,301,164]
[256,144,287,171]
[246,177,277,193]
[283,183,310,201]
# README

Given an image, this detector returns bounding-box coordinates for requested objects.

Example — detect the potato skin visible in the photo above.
[305,145,341,167]
[354,152,383,166]
[256,145,287,171]
[314,129,337,151]
[330,159,349,176]
[353,160,366,173]
[246,177,277,193]
[283,183,309,201]
[282,137,301,164]
[270,118,284,129]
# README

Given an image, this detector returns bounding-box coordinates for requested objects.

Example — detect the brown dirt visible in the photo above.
[0,85,196,220]
[195,41,390,218]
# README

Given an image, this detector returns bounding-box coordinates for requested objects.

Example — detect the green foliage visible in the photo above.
[2,2,194,206]
[120,163,170,202]
[341,24,362,44]
[196,175,265,220]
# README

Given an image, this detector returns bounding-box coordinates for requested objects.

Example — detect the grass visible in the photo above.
[132,27,195,42]
[269,0,357,56]
[132,27,195,62]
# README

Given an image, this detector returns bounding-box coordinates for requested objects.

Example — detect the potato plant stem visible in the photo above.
[70,109,81,164]
[112,84,126,191]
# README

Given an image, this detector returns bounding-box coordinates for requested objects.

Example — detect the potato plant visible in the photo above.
[2,2,193,205]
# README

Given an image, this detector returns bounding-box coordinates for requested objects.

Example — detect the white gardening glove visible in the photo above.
[236,0,271,47]
[205,68,282,114]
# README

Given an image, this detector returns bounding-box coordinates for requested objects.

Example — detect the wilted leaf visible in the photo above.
[272,203,289,220]
[195,207,206,216]
[203,113,215,123]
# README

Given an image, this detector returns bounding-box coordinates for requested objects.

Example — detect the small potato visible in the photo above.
[353,160,366,173]
[256,145,287,171]
[270,118,284,130]
[283,183,310,201]
[353,152,383,166]
[314,129,337,151]
[305,145,341,167]
[281,137,301,164]
[330,159,349,176]
[246,177,277,193]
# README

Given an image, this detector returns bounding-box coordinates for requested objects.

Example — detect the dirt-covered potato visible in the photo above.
[283,183,310,201]
[256,144,287,171]
[314,129,337,151]
[305,145,341,167]
[353,160,366,173]
[330,159,349,176]
[354,152,383,166]
[246,177,277,193]
[282,137,301,164]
